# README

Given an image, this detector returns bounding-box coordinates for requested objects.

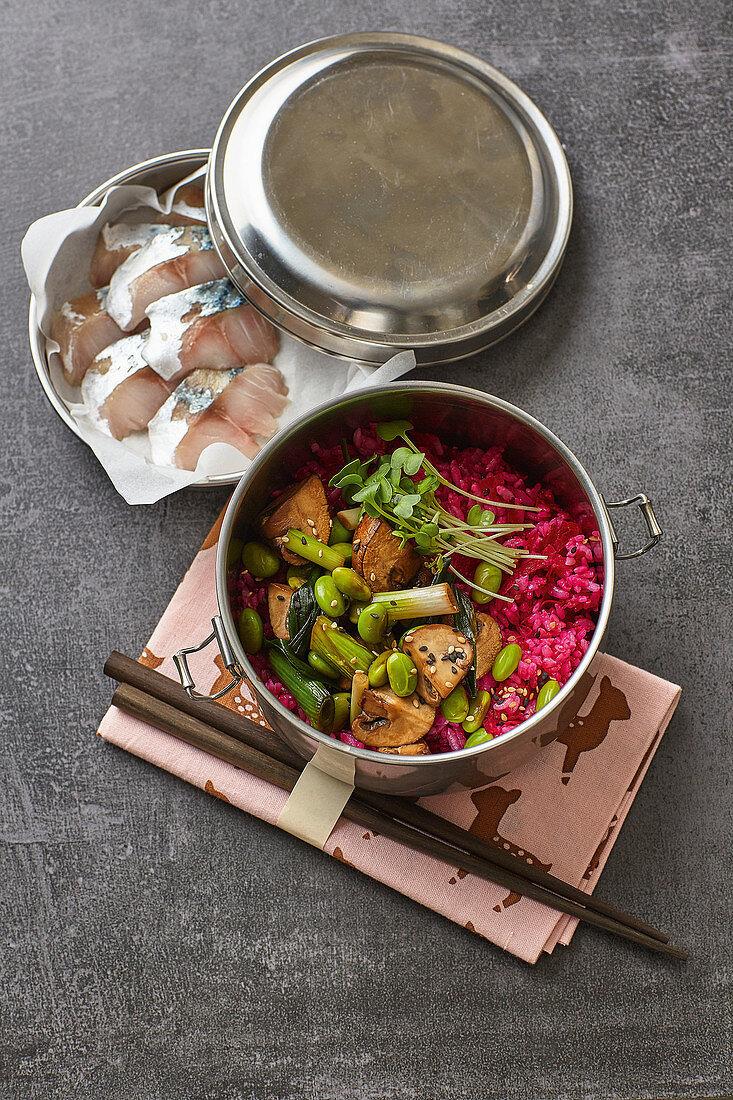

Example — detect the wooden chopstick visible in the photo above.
[104,656,686,959]
[104,651,671,944]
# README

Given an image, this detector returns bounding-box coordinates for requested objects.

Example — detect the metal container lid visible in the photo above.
[207,33,572,365]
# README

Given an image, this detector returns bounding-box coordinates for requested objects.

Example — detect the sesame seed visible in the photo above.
[404,634,414,643]
[350,657,357,665]
[448,645,455,654]
[428,665,436,674]
[318,549,323,558]
[501,712,507,721]
[412,698,420,709]
[410,668,417,675]
[330,600,338,608]
[418,645,428,652]
[370,572,376,581]
[457,635,467,644]
[444,680,452,688]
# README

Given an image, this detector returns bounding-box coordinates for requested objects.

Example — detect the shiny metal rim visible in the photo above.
[208,32,573,365]
[215,380,615,768]
[27,149,247,490]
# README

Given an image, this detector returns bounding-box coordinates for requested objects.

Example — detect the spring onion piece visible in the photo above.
[268,644,335,733]
[286,578,319,659]
[283,529,345,571]
[310,616,374,679]
[332,692,351,731]
[370,583,458,622]
[453,588,478,697]
[350,671,369,724]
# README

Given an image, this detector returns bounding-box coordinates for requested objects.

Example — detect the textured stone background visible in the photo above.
[2,2,731,1097]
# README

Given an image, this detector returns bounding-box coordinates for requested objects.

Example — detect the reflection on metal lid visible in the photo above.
[208,33,572,364]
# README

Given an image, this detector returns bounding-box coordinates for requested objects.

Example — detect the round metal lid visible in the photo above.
[207,33,572,365]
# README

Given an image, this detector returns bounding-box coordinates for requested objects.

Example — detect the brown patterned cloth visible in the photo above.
[98,514,681,963]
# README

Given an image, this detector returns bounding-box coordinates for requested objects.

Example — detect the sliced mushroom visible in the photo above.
[267,582,292,640]
[402,624,473,705]
[258,474,331,564]
[351,515,421,593]
[378,741,430,756]
[412,562,437,588]
[352,686,435,748]
[336,507,361,532]
[474,612,503,679]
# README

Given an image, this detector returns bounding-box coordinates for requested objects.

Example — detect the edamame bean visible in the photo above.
[332,567,372,601]
[464,728,493,749]
[537,678,561,710]
[467,504,496,528]
[286,563,314,589]
[492,643,522,682]
[329,518,352,546]
[226,535,243,569]
[329,542,353,563]
[357,603,389,645]
[314,575,348,617]
[332,692,350,731]
[441,685,470,724]
[241,540,280,579]
[236,608,263,654]
[386,651,418,697]
[472,561,503,604]
[307,650,340,679]
[462,690,492,733]
[367,650,393,688]
[348,599,369,624]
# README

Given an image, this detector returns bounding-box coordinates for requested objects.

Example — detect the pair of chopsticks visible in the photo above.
[103,651,687,960]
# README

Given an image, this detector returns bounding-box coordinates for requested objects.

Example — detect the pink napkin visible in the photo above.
[98,515,681,963]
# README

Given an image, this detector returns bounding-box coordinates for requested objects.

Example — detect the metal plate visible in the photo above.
[27,149,248,488]
[208,33,572,365]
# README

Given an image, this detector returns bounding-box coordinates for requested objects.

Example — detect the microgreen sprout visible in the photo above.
[329,421,544,579]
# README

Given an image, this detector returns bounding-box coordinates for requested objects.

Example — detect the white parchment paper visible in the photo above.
[21,166,415,505]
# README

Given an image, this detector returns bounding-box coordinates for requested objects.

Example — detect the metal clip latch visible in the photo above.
[604,493,662,560]
[173,616,243,700]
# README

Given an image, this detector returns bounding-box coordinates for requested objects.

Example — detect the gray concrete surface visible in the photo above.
[2,2,731,1097]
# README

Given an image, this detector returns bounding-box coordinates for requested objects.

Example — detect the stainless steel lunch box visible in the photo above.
[176,382,660,797]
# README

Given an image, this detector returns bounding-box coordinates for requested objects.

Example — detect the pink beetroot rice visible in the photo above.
[229,424,603,754]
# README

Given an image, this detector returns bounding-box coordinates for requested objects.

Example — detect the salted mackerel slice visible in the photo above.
[148,364,289,471]
[105,226,226,332]
[90,223,173,289]
[155,183,206,226]
[143,280,279,380]
[49,288,129,387]
[81,332,178,440]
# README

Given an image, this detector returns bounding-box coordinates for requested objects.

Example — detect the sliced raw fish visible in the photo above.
[49,289,128,387]
[106,226,226,332]
[156,183,206,226]
[90,223,171,288]
[214,363,289,437]
[143,280,279,380]
[148,364,289,471]
[80,332,179,440]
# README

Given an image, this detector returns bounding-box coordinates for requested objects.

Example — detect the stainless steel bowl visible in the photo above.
[176,382,660,797]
